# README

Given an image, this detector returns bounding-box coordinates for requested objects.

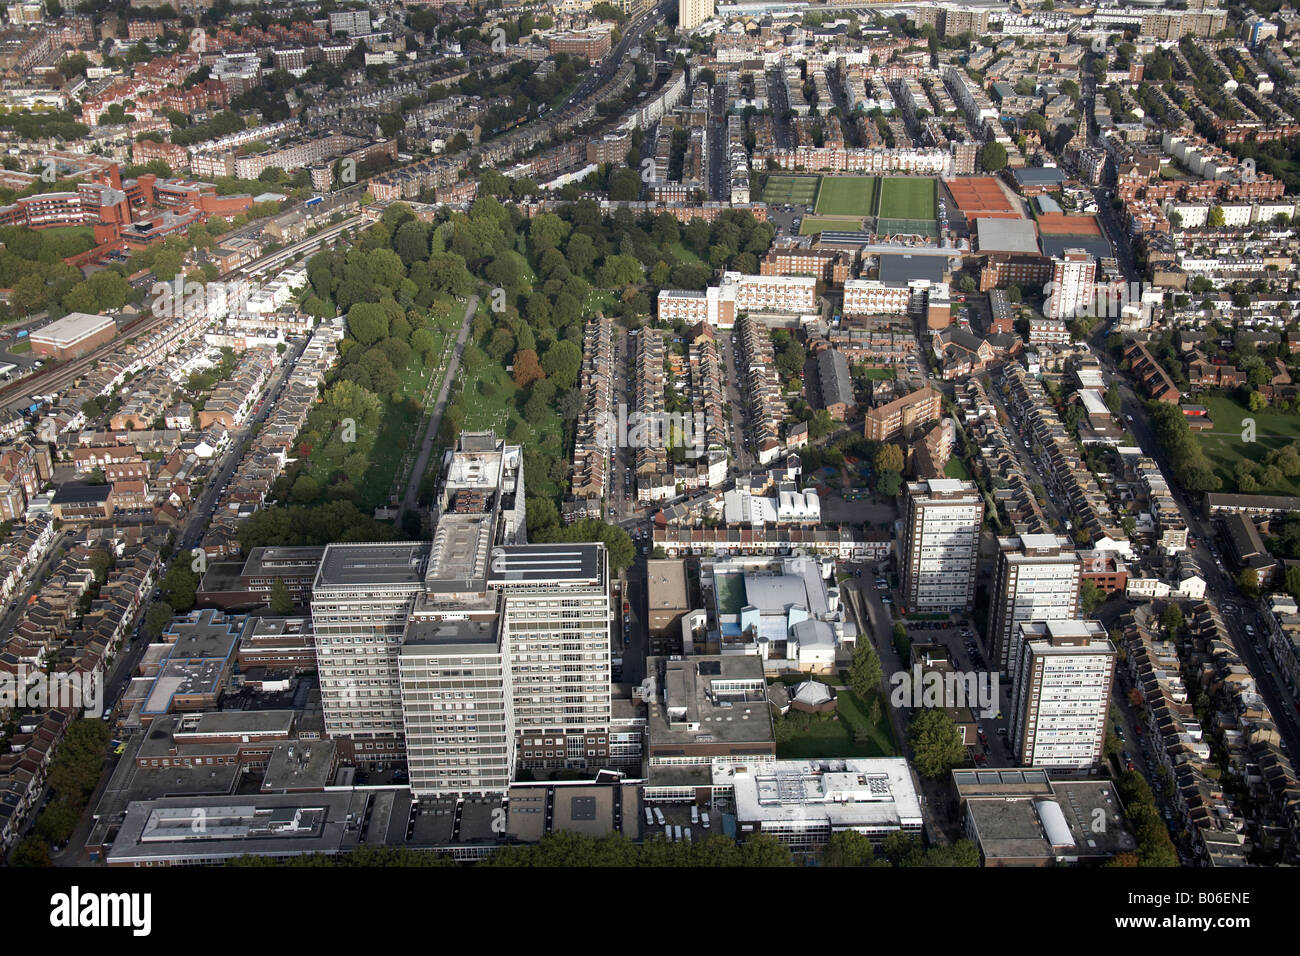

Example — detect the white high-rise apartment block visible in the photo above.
[398,618,515,797]
[901,478,983,612]
[678,0,716,32]
[311,542,431,746]
[1009,619,1116,770]
[489,543,612,770]
[987,534,1082,674]
[1047,249,1096,321]
[310,431,613,790]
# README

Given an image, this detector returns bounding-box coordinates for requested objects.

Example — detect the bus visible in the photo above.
[305,196,324,207]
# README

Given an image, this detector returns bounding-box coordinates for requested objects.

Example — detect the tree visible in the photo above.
[270,578,295,615]
[1080,579,1105,614]
[876,469,902,498]
[893,622,910,659]
[823,830,875,866]
[1247,390,1267,412]
[1207,206,1225,228]
[1105,385,1123,415]
[848,640,883,700]
[980,142,1007,172]
[512,349,546,388]
[908,708,966,779]
[11,837,52,867]
[1236,567,1259,599]
[875,443,904,475]
[143,601,173,638]
[1284,565,1300,602]
[1161,603,1183,635]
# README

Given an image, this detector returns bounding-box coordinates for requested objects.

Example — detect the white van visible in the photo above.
[684,826,692,842]
[653,806,665,826]
[673,825,683,841]
[690,805,699,825]
[645,807,654,827]
[701,811,711,828]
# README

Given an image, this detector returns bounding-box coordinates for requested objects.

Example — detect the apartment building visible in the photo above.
[900,478,983,612]
[864,385,941,442]
[548,27,612,59]
[678,0,716,30]
[1009,619,1116,770]
[311,541,432,759]
[657,272,817,329]
[842,279,913,317]
[1046,249,1096,321]
[398,618,514,797]
[987,534,1082,674]
[488,543,612,771]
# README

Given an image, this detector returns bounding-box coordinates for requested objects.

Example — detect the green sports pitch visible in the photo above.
[762,174,820,205]
[813,176,878,217]
[877,177,937,221]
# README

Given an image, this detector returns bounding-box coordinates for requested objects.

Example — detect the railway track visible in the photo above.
[0,215,364,415]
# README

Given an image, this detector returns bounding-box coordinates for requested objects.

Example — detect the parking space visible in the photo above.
[640,801,711,842]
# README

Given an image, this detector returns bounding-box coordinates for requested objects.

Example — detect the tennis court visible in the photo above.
[813,175,878,217]
[801,216,862,235]
[878,177,937,220]
[763,174,820,205]
[876,217,939,238]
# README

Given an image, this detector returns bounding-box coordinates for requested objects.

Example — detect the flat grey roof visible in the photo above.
[976,217,1040,254]
[31,311,115,345]
[487,542,603,586]
[261,740,337,792]
[879,251,947,284]
[646,559,689,612]
[242,546,326,577]
[315,542,430,588]
[401,618,500,654]
[1041,235,1112,260]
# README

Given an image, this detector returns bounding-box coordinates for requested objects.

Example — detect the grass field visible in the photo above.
[800,216,860,235]
[775,686,899,759]
[762,174,820,205]
[814,176,878,217]
[1195,394,1300,495]
[878,177,937,220]
[944,457,971,480]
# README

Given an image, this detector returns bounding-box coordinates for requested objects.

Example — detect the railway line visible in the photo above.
[0,214,364,416]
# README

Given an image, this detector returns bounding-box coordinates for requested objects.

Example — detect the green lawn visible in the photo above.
[1195,394,1300,495]
[668,241,707,268]
[762,174,820,204]
[800,216,860,235]
[944,457,971,480]
[775,687,899,759]
[878,176,937,220]
[860,367,895,380]
[814,176,878,217]
[10,340,31,353]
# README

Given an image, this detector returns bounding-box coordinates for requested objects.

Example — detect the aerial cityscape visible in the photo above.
[0,0,1293,898]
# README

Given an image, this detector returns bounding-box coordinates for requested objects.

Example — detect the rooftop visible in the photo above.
[314,542,430,589]
[487,542,604,587]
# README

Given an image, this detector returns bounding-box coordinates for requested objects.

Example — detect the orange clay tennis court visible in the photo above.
[946,176,1021,226]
